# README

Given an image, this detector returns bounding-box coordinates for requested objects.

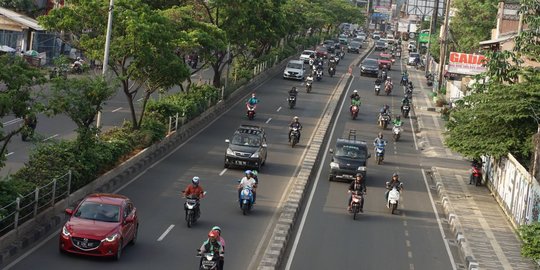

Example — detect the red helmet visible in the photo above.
[208,230,218,239]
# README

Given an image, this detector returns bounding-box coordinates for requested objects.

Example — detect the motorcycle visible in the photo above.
[400,76,408,86]
[184,192,205,228]
[405,88,413,100]
[392,125,402,141]
[350,191,363,220]
[289,127,300,147]
[374,84,381,95]
[340,51,345,59]
[386,184,401,214]
[239,186,254,215]
[426,73,434,86]
[375,143,386,165]
[334,54,341,64]
[197,250,221,270]
[380,71,387,82]
[306,78,313,93]
[328,66,336,77]
[378,114,390,129]
[246,104,256,120]
[350,105,359,120]
[385,83,393,96]
[288,94,296,109]
[471,164,482,186]
[316,70,323,81]
[402,104,410,118]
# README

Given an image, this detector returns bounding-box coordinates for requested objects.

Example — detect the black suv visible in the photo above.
[329,130,370,182]
[224,125,268,170]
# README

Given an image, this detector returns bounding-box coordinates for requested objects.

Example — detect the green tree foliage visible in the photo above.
[445,75,540,159]
[514,0,540,61]
[449,0,498,53]
[519,222,540,260]
[0,55,45,168]
[39,0,190,130]
[46,77,116,143]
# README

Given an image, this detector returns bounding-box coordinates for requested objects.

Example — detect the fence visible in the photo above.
[482,154,540,227]
[0,171,72,236]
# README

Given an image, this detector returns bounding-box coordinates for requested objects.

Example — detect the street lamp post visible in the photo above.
[96,0,114,128]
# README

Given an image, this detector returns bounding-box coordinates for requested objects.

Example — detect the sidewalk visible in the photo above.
[408,68,536,270]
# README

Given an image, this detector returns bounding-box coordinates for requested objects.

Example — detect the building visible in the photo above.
[0,7,44,52]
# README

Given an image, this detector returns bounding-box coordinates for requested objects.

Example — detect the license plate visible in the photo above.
[343,174,354,179]
[236,161,246,165]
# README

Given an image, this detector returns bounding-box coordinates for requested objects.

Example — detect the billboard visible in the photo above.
[406,0,445,16]
[448,52,487,75]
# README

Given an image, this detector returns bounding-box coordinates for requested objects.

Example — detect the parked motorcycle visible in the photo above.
[426,73,434,86]
[246,105,256,120]
[197,250,221,270]
[374,84,381,96]
[402,104,410,118]
[386,184,401,214]
[350,190,363,220]
[392,125,402,141]
[288,95,296,109]
[375,143,386,165]
[289,127,300,147]
[350,105,359,120]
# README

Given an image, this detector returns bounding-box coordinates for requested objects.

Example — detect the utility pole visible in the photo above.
[437,0,451,93]
[425,0,440,77]
[96,0,114,128]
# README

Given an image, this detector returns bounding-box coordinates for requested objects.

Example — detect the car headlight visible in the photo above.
[330,162,340,169]
[226,148,234,155]
[62,225,71,237]
[251,152,260,158]
[361,66,365,70]
[357,166,366,171]
[103,233,119,243]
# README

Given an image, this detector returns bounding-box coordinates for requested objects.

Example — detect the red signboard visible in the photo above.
[448,52,487,75]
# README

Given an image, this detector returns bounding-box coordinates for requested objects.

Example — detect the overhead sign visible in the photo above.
[419,32,430,43]
[448,52,487,75]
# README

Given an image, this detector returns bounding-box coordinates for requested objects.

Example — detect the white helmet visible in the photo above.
[353,90,358,93]
[192,176,200,185]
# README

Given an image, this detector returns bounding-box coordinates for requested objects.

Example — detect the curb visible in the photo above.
[430,167,479,270]
[0,54,297,268]
[257,41,375,270]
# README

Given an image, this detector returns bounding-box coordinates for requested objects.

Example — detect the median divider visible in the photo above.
[0,54,298,268]
[257,41,374,270]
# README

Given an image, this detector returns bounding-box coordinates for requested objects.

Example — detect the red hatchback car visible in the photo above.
[59,193,138,260]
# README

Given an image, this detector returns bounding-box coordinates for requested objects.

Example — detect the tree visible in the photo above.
[46,77,116,143]
[0,55,45,168]
[514,0,540,62]
[449,0,498,53]
[444,76,540,159]
[39,0,190,130]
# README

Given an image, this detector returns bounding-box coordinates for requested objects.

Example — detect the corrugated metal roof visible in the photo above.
[0,7,44,31]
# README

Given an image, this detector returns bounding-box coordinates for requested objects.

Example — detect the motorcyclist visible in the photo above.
[211,227,226,269]
[288,116,303,142]
[238,170,258,205]
[401,71,409,85]
[183,176,205,217]
[385,173,403,200]
[328,57,336,68]
[350,89,360,100]
[385,77,393,92]
[392,115,403,127]
[470,158,483,184]
[306,73,314,83]
[252,170,259,184]
[401,96,411,113]
[246,93,259,109]
[289,86,298,97]
[374,77,383,86]
[347,173,366,212]
[373,132,386,155]
[350,90,361,111]
[198,230,224,270]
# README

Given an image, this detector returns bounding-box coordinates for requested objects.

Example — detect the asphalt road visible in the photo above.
[5,50,364,269]
[281,49,459,270]
[0,67,215,176]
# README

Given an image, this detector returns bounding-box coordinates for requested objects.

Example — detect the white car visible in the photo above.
[283,60,305,80]
[408,52,420,65]
[299,50,315,63]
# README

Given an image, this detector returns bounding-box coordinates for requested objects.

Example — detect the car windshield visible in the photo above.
[316,47,327,52]
[380,56,391,61]
[363,59,377,66]
[287,62,303,69]
[410,53,419,58]
[302,51,313,56]
[324,40,334,45]
[335,144,366,159]
[231,133,261,147]
[376,41,385,46]
[74,201,120,222]
[350,42,360,47]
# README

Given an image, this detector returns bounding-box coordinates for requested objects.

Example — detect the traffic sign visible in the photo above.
[419,32,430,43]
[409,32,416,39]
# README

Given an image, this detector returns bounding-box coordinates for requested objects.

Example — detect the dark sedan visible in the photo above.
[360,58,379,77]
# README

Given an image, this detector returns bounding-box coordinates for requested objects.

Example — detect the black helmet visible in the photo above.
[292,86,297,91]
[355,173,363,178]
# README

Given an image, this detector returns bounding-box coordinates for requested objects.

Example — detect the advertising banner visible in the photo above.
[448,52,487,75]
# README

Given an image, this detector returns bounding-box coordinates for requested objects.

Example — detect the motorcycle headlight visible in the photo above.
[103,233,119,243]
[251,152,260,158]
[62,225,71,237]
[330,162,340,169]
[226,148,234,155]
[357,166,366,171]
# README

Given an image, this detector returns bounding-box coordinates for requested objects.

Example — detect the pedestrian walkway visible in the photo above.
[406,66,536,269]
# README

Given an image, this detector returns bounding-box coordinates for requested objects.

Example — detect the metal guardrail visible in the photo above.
[0,171,72,236]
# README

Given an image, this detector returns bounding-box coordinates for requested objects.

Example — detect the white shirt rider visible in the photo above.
[239,177,257,189]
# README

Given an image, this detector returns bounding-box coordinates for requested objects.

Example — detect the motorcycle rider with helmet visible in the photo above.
[289,86,298,97]
[246,93,259,110]
[350,90,361,112]
[238,170,258,205]
[198,230,224,270]
[385,173,403,200]
[392,115,403,127]
[373,132,386,154]
[288,116,303,142]
[347,173,367,212]
[183,176,205,216]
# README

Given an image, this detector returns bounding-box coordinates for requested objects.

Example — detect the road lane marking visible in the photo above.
[265,118,272,124]
[403,220,407,226]
[112,107,122,112]
[284,75,355,270]
[276,106,282,112]
[157,224,175,241]
[43,134,58,142]
[410,264,415,270]
[137,97,143,102]
[406,240,411,247]
[408,251,413,258]
[219,168,227,176]
[421,169,458,269]
[6,152,14,156]
[404,230,409,237]
[3,118,22,126]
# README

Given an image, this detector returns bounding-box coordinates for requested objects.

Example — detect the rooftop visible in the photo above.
[0,7,44,31]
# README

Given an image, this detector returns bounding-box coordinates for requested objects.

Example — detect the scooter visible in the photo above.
[386,185,401,214]
[328,66,336,77]
[239,186,254,215]
[289,127,300,147]
[306,79,313,93]
[288,94,296,109]
[385,84,392,96]
[316,70,323,81]
[350,105,359,120]
[246,104,256,120]
[375,143,386,165]
[350,191,363,220]
[402,104,410,118]
[197,250,221,270]
[374,84,381,95]
[392,125,402,141]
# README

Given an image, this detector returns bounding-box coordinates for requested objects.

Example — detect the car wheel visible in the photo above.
[114,240,122,261]
[130,224,138,245]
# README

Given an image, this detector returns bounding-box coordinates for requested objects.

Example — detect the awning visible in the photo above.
[0,45,15,52]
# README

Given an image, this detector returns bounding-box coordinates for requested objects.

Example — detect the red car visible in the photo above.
[59,193,138,260]
[315,46,328,58]
[378,53,393,70]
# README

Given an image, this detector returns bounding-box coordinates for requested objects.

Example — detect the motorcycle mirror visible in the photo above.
[385,181,390,185]
[225,139,230,143]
